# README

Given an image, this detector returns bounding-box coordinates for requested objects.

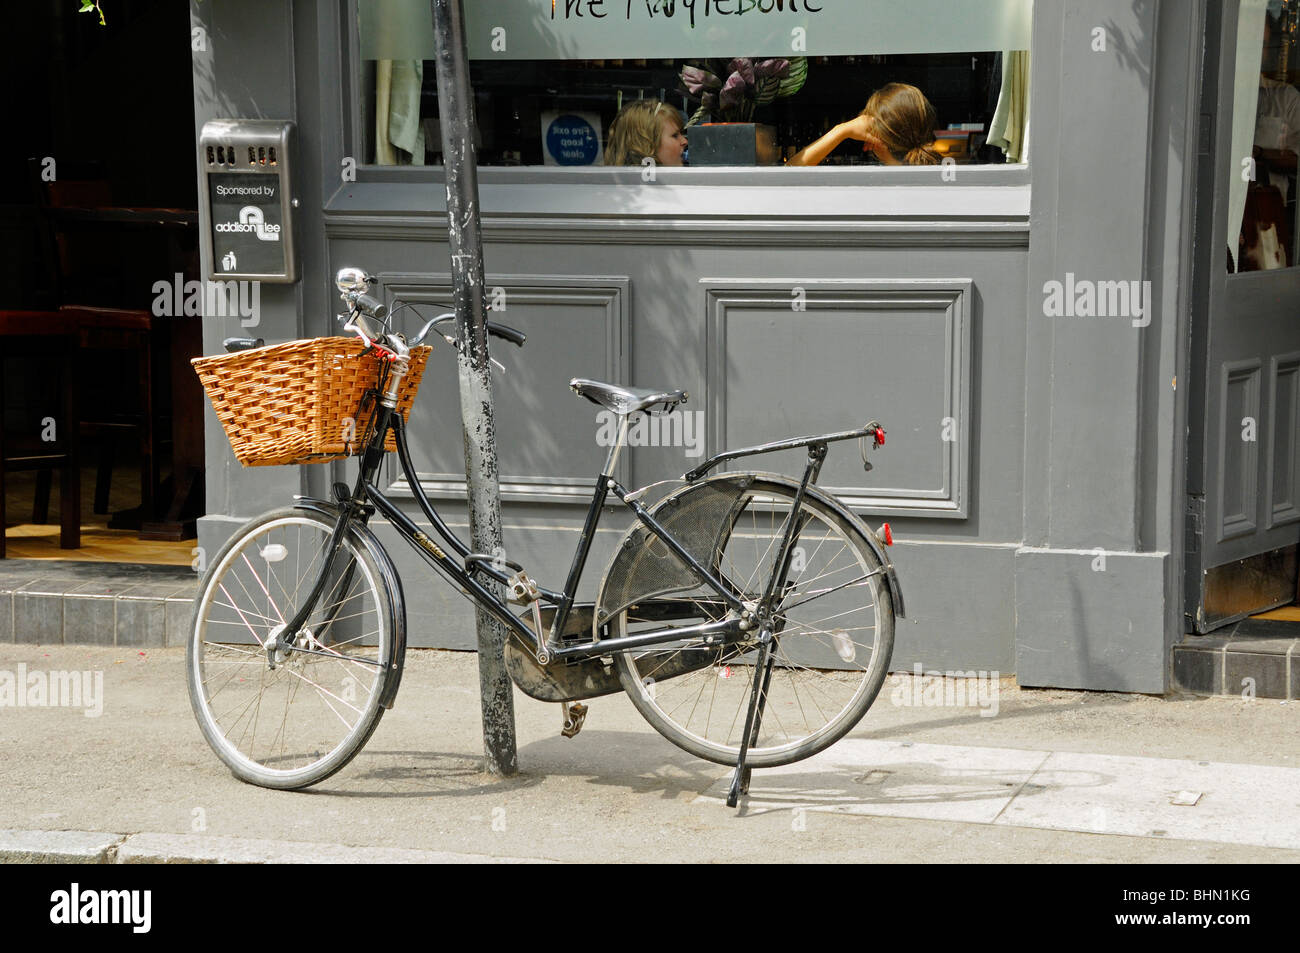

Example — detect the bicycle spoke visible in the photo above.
[779,572,880,612]
[216,586,270,647]
[240,553,287,624]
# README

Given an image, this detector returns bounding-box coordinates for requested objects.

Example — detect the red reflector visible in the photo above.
[881,522,893,546]
[874,427,886,448]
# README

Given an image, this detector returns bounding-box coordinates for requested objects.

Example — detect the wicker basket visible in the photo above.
[192,337,431,467]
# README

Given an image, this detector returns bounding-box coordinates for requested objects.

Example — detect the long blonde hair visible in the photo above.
[605,100,682,165]
[862,83,940,165]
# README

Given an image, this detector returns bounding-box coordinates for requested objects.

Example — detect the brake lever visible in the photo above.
[411,312,457,347]
[402,304,506,375]
[438,332,506,375]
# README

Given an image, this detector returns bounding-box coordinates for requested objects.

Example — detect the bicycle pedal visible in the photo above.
[560,702,588,739]
[506,570,540,605]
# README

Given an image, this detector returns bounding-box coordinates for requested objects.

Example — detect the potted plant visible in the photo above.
[679,57,808,165]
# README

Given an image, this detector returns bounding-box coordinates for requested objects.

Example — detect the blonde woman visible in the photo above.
[605,100,689,167]
[787,82,941,166]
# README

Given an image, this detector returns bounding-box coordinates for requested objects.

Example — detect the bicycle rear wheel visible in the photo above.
[612,478,894,768]
[186,506,396,789]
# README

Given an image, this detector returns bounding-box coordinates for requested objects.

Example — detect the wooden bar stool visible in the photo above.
[0,311,81,558]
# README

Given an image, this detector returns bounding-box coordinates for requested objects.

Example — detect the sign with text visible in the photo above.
[208,174,286,277]
[361,0,1033,61]
[199,120,297,283]
[542,111,604,165]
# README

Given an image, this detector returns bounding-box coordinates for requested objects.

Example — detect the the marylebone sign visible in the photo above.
[360,0,1033,61]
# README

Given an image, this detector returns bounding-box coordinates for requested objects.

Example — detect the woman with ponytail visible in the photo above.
[604,100,689,167]
[787,82,941,167]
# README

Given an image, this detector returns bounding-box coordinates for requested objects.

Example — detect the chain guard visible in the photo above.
[504,604,623,702]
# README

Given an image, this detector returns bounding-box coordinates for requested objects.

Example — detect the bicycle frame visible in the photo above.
[276,358,888,672]
[278,407,744,666]
[374,411,758,660]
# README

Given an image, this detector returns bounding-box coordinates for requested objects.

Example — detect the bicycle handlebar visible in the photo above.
[336,266,525,354]
[340,308,388,347]
[353,293,388,321]
[222,336,265,353]
[424,312,525,348]
[486,322,526,347]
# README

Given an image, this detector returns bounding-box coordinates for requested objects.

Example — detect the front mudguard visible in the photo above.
[292,497,408,709]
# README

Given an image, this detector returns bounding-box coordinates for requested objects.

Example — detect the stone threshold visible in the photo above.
[1172,618,1299,699]
[0,558,197,647]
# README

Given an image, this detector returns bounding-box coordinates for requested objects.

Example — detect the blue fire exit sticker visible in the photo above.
[544,113,601,166]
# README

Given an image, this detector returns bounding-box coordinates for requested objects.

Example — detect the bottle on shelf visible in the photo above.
[500,105,523,166]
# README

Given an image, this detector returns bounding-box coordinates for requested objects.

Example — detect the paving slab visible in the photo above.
[997,750,1300,849]
[698,739,1300,851]
[697,740,1050,823]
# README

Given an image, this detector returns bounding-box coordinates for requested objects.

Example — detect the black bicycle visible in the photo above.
[186,266,904,806]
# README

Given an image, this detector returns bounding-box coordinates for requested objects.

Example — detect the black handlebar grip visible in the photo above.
[486,322,526,347]
[354,293,388,321]
[222,337,265,353]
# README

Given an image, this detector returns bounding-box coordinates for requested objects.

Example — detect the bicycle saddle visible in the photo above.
[569,378,688,415]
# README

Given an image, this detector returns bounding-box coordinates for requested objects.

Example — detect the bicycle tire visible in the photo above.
[612,478,894,768]
[186,506,397,789]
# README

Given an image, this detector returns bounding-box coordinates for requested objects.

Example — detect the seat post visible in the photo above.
[601,413,631,479]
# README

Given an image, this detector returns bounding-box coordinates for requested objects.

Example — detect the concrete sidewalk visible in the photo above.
[1,644,1297,863]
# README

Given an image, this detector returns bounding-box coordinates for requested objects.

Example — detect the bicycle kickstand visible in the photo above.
[726,628,777,809]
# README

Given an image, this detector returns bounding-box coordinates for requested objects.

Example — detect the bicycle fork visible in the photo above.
[726,443,826,808]
[268,366,404,669]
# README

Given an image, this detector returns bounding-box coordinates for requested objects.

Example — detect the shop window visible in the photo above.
[356,0,1031,170]
[1229,0,1300,272]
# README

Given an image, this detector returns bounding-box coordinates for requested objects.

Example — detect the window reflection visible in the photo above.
[1238,2,1300,272]
[364,53,1027,169]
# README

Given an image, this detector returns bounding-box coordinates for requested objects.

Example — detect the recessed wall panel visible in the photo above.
[703,279,973,518]
[378,273,628,502]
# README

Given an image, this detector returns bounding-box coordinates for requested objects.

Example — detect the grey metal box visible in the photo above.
[198,120,297,283]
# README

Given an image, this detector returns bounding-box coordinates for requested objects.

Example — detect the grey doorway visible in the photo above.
[1188,0,1300,632]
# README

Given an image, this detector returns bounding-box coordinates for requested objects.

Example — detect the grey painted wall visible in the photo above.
[190,0,1200,693]
[1014,0,1197,693]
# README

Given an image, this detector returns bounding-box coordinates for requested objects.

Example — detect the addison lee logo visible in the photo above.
[50,883,151,933]
[215,205,281,241]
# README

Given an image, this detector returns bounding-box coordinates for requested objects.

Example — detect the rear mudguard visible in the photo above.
[293,497,408,709]
[597,472,905,627]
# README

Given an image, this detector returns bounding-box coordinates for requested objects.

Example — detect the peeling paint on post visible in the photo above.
[430,0,518,775]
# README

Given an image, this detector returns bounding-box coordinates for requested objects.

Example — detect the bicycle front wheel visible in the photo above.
[186,507,396,789]
[612,479,894,768]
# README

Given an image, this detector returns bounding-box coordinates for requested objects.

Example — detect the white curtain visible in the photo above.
[1229,0,1271,271]
[988,50,1031,163]
[374,59,425,166]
